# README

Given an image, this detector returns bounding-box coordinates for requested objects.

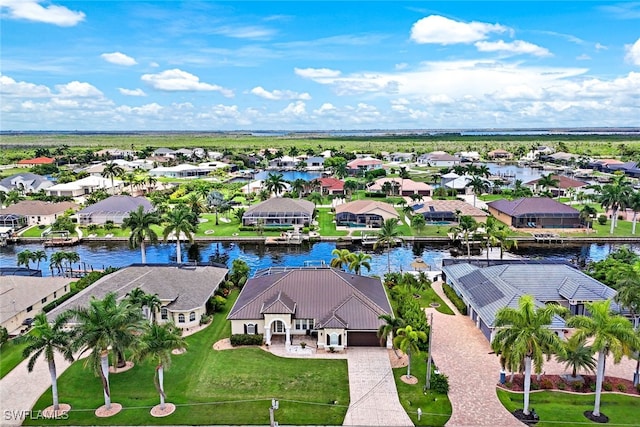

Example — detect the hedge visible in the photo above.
[230,334,264,346]
[442,283,467,315]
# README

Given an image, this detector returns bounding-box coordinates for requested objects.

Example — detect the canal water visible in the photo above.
[1,240,637,278]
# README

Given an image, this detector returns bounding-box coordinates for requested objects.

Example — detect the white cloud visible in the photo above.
[625,38,640,66]
[0,75,51,97]
[281,101,307,117]
[250,86,311,101]
[0,0,85,26]
[595,43,608,51]
[576,54,591,61]
[55,81,103,98]
[410,15,507,45]
[118,88,147,97]
[101,52,137,66]
[294,67,341,79]
[475,40,551,57]
[149,62,160,68]
[141,69,234,96]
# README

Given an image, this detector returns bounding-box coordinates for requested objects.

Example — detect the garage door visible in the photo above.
[348,331,381,347]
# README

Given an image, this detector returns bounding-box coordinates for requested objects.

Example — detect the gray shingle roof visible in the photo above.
[2,200,78,216]
[77,196,153,215]
[228,267,392,330]
[244,197,314,216]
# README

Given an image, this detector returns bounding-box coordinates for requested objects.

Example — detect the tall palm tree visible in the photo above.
[206,191,228,226]
[101,162,125,191]
[579,205,597,230]
[145,175,157,193]
[466,176,488,207]
[536,174,560,195]
[63,251,80,274]
[484,217,501,261]
[142,293,163,324]
[334,162,348,179]
[330,248,353,271]
[126,287,146,307]
[71,292,144,412]
[343,180,358,200]
[49,252,65,276]
[449,215,478,260]
[348,252,372,275]
[163,205,196,264]
[614,275,640,385]
[17,249,34,269]
[411,213,426,234]
[264,172,287,196]
[306,191,323,206]
[491,295,568,417]
[393,325,427,378]
[31,250,47,271]
[290,179,306,197]
[22,313,75,413]
[599,175,632,234]
[377,314,405,350]
[374,218,403,273]
[566,299,639,419]
[133,323,186,411]
[122,206,161,264]
[627,190,640,235]
[555,336,597,379]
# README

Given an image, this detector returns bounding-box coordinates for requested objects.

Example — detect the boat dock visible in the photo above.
[533,233,564,243]
[43,237,81,247]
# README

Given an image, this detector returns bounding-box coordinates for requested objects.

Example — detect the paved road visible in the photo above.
[343,348,413,427]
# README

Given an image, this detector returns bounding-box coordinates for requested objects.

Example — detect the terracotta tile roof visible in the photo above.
[316,177,344,190]
[347,158,382,168]
[369,177,433,192]
[17,157,55,165]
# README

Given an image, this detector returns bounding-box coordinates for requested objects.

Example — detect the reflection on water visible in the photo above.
[1,240,638,278]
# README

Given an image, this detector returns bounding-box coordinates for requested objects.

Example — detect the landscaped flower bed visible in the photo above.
[498,374,640,396]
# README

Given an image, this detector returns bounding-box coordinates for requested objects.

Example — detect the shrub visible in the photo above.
[590,383,597,392]
[430,372,450,394]
[603,382,613,392]
[637,383,640,393]
[230,334,264,346]
[199,314,212,325]
[597,214,607,225]
[617,383,627,392]
[530,382,540,391]
[504,381,513,389]
[557,381,566,390]
[442,283,467,315]
[209,295,227,313]
[572,381,583,392]
[38,224,46,229]
[540,378,554,390]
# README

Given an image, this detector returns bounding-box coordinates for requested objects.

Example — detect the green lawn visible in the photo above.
[416,286,455,315]
[497,388,640,427]
[393,355,452,426]
[195,214,285,237]
[20,226,79,238]
[316,208,348,237]
[25,291,350,425]
[81,226,145,238]
[0,339,29,379]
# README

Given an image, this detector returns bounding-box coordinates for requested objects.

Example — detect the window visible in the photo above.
[41,297,47,304]
[294,319,314,330]
[161,308,168,320]
[272,320,285,333]
[178,314,185,323]
[27,306,33,312]
[246,323,256,334]
[189,312,196,322]
[53,292,57,298]
[329,333,339,346]
[64,286,67,292]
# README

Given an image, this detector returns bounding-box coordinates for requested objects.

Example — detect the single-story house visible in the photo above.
[1,200,78,226]
[45,176,123,197]
[543,152,581,164]
[48,264,228,330]
[227,266,393,349]
[487,197,581,229]
[487,149,513,160]
[315,177,345,195]
[444,175,474,195]
[16,157,55,168]
[525,175,587,197]
[416,152,461,167]
[412,200,489,223]
[347,157,383,174]
[77,195,153,225]
[151,148,177,158]
[442,261,617,341]
[455,151,481,162]
[1,276,73,334]
[149,163,216,179]
[268,156,299,169]
[368,177,433,197]
[0,173,53,194]
[334,200,398,228]
[84,162,133,177]
[384,152,414,163]
[0,213,28,230]
[95,148,136,159]
[242,198,315,227]
[305,156,325,170]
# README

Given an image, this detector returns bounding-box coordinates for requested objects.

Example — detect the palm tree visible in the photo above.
[22,313,75,413]
[71,292,144,412]
[627,191,640,235]
[599,175,632,234]
[264,172,287,196]
[536,174,560,195]
[17,249,34,269]
[411,213,426,234]
[494,224,517,259]
[484,217,501,261]
[349,252,372,275]
[49,252,65,276]
[579,205,597,230]
[374,218,403,273]
[555,336,597,380]
[307,191,323,206]
[290,179,306,197]
[126,287,146,307]
[377,314,405,350]
[122,206,161,264]
[330,248,353,271]
[163,205,196,264]
[466,176,488,207]
[5,189,24,206]
[185,193,206,219]
[145,175,157,193]
[142,293,162,324]
[614,275,640,385]
[566,299,640,419]
[381,181,394,196]
[393,325,427,378]
[133,323,186,411]
[491,295,568,417]
[206,191,228,226]
[63,251,80,274]
[343,180,358,200]
[449,215,478,260]
[101,162,125,190]
[31,250,47,271]
[334,162,348,179]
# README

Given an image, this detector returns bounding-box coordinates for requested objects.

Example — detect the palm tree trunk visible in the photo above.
[610,209,616,234]
[100,352,111,410]
[406,348,412,378]
[633,212,637,235]
[387,243,391,273]
[593,350,606,416]
[49,359,59,411]
[154,365,167,410]
[523,356,532,416]
[141,240,147,264]
[176,237,182,263]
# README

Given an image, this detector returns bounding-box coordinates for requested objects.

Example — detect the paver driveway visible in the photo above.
[343,347,413,427]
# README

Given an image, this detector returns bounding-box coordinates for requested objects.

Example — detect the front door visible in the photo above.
[272,320,285,334]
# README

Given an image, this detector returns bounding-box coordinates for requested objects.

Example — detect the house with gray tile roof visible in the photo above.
[227,266,393,349]
[242,197,314,227]
[442,262,617,341]
[0,173,53,194]
[487,197,581,229]
[77,195,153,225]
[48,264,228,329]
[2,200,78,226]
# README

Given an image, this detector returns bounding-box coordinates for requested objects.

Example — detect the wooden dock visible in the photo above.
[44,237,81,247]
[533,233,564,243]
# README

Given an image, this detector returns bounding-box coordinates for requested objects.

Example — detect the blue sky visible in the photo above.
[1,1,639,131]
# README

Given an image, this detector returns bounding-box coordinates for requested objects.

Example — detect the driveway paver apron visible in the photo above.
[343,347,413,427]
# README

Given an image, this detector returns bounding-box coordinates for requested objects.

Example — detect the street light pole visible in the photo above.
[425,312,434,390]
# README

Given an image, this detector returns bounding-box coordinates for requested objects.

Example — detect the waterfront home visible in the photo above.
[315,177,344,195]
[149,163,213,179]
[543,152,581,164]
[305,156,325,170]
[1,276,73,334]
[383,152,414,163]
[602,161,640,178]
[94,148,136,160]
[76,195,153,225]
[441,261,617,341]
[48,264,228,330]
[242,198,314,227]
[16,157,55,168]
[346,157,383,174]
[334,200,398,228]
[487,197,581,229]
[45,175,124,197]
[368,177,433,197]
[416,151,461,167]
[0,213,27,230]
[84,161,133,177]
[227,266,393,349]
[241,180,265,194]
[268,155,299,169]
[0,173,53,194]
[2,200,78,226]
[443,175,475,195]
[487,149,513,160]
[411,200,488,223]
[455,151,481,162]
[525,174,588,197]
[151,148,177,158]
